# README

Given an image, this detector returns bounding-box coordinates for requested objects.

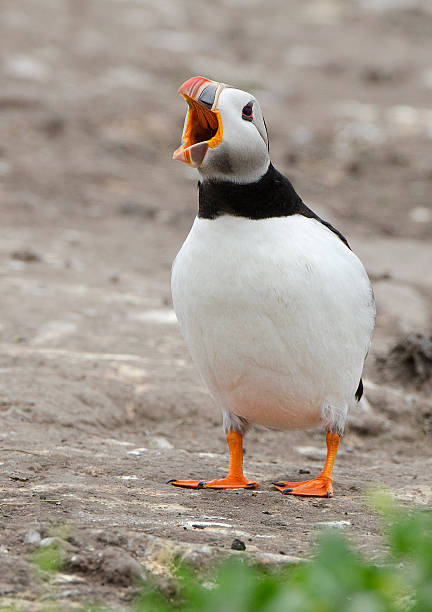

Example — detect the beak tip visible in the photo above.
[173,142,209,168]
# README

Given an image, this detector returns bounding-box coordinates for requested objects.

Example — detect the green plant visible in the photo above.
[33,542,64,575]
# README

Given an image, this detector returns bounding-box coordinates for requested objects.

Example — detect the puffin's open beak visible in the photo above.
[173,76,224,167]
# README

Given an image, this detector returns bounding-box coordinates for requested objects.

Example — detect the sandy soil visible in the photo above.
[0,0,431,608]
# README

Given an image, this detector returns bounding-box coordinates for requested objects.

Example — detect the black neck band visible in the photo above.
[198,164,304,220]
[198,163,349,248]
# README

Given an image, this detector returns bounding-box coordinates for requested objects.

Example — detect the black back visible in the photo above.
[198,163,350,249]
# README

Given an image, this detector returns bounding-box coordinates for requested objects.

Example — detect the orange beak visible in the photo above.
[173,76,224,168]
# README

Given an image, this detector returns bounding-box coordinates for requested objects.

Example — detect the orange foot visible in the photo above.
[168,477,258,490]
[273,476,333,498]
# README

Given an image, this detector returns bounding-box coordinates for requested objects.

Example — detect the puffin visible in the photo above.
[169,76,375,497]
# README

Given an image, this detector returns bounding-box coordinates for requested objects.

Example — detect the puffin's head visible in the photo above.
[173,76,269,183]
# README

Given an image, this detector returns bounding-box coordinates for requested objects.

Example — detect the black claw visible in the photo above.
[282,488,293,495]
[273,482,286,487]
[327,491,332,498]
[167,479,177,484]
[245,482,255,488]
[196,481,206,489]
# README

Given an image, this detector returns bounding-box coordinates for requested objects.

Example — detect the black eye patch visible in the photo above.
[242,101,254,122]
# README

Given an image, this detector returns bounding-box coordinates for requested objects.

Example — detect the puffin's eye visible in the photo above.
[242,101,254,122]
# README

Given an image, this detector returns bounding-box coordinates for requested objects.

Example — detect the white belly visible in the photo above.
[171,215,375,432]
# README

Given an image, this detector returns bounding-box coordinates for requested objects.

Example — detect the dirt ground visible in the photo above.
[0,0,431,609]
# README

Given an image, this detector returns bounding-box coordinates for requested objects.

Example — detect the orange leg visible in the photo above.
[169,431,258,490]
[274,432,340,498]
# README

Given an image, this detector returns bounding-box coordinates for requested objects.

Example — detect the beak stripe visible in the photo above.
[178,76,212,101]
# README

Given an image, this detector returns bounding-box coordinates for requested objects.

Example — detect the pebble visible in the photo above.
[8,470,34,482]
[5,55,50,81]
[410,206,431,223]
[231,538,246,551]
[252,552,302,566]
[60,589,82,598]
[10,249,41,263]
[183,521,230,530]
[317,520,351,529]
[39,537,64,548]
[151,436,174,450]
[52,574,85,585]
[24,529,41,545]
[130,309,177,325]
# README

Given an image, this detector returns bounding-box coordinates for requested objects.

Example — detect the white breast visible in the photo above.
[171,215,375,433]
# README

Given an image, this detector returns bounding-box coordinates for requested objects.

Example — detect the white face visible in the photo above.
[199,87,270,183]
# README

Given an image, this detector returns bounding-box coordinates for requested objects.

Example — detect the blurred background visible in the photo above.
[0,0,431,606]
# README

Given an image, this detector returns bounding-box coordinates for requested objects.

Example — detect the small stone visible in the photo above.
[10,249,41,262]
[317,520,351,529]
[252,552,302,566]
[60,589,81,598]
[151,436,174,450]
[24,529,41,545]
[231,538,246,551]
[5,56,50,81]
[410,207,431,224]
[8,470,34,481]
[39,537,63,548]
[52,573,85,585]
[361,66,395,84]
